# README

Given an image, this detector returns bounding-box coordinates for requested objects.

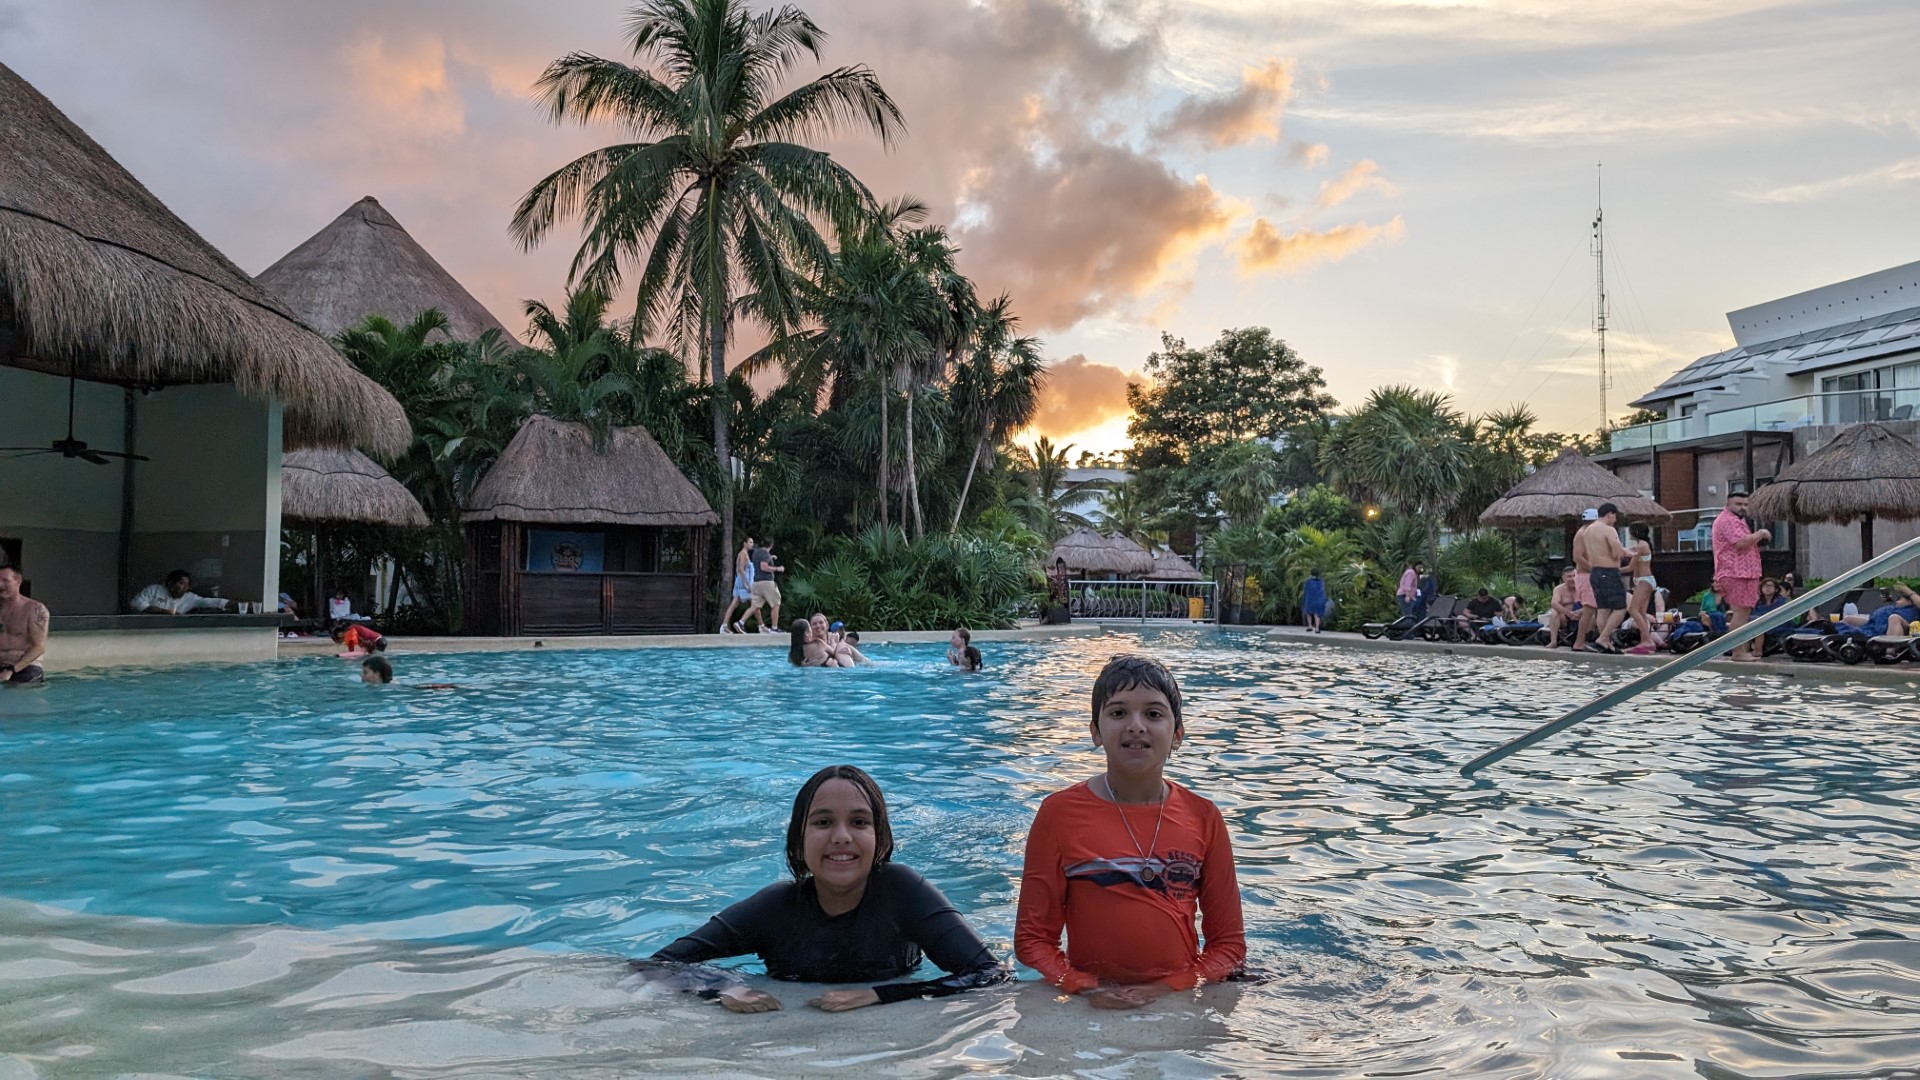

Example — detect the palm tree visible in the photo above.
[1213,438,1284,528]
[510,0,904,603]
[1012,436,1095,540]
[1321,386,1470,561]
[897,224,977,539]
[948,295,1043,531]
[1098,479,1161,544]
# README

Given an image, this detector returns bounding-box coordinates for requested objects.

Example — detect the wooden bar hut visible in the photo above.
[463,415,718,635]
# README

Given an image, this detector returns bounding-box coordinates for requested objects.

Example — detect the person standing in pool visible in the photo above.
[636,765,1008,1012]
[1015,654,1245,1009]
[0,566,49,687]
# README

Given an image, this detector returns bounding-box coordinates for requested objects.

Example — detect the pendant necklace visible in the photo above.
[1102,775,1168,883]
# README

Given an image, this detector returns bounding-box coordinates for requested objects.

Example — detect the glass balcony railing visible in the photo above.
[1608,388,1920,452]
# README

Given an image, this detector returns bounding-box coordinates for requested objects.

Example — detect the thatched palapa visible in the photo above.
[1478,449,1673,528]
[282,448,429,528]
[464,415,718,526]
[1051,527,1153,576]
[0,63,408,454]
[1149,546,1205,581]
[1749,423,1920,563]
[258,196,514,343]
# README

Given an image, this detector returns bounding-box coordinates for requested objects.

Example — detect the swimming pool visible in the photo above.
[2,630,1917,1076]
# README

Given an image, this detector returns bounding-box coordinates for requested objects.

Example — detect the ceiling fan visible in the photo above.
[0,368,148,466]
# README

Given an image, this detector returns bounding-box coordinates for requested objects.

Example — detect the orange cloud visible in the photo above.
[1231,215,1407,275]
[1315,159,1398,209]
[1291,141,1331,167]
[1152,58,1296,149]
[1029,353,1136,438]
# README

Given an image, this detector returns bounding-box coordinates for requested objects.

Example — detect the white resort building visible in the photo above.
[1601,258,1920,586]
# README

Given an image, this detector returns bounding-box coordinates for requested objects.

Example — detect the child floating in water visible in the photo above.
[360,656,393,684]
[1015,653,1244,1009]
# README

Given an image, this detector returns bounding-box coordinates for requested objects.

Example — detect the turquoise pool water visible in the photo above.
[2,630,1918,1076]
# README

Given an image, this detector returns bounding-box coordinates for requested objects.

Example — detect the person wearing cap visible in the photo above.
[1712,488,1770,661]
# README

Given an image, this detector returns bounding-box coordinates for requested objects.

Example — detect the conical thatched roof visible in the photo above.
[463,415,719,527]
[1050,527,1153,575]
[1478,448,1673,528]
[1749,423,1920,523]
[258,196,513,343]
[282,448,429,527]
[0,64,408,454]
[1149,545,1205,581]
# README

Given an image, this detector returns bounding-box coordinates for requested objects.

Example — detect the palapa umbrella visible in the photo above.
[282,448,429,622]
[1477,449,1673,528]
[1748,422,1920,565]
[1105,532,1156,577]
[1148,545,1204,581]
[1050,527,1152,576]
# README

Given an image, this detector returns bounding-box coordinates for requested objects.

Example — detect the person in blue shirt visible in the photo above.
[1301,569,1329,633]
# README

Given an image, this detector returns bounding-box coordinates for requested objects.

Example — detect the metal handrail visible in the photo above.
[1460,532,1920,776]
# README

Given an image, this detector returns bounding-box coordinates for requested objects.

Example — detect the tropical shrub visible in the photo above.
[786,526,1041,630]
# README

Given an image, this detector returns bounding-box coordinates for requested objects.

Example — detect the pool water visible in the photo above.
[3,630,1919,1077]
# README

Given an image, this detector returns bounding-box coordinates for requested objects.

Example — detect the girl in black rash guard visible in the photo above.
[635,765,1008,1012]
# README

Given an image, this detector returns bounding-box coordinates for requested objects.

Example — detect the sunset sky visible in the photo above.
[6,1,1915,453]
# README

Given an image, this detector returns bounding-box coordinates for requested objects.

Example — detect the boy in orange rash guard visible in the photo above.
[1015,653,1244,1009]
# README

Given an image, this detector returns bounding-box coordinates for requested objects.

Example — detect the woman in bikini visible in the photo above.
[1624,523,1659,654]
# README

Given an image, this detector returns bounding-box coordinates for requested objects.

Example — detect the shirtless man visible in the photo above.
[1546,565,1579,647]
[0,566,49,687]
[1574,503,1632,653]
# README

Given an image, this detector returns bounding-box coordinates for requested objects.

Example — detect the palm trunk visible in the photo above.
[905,380,923,540]
[951,430,989,532]
[877,362,891,530]
[711,311,732,627]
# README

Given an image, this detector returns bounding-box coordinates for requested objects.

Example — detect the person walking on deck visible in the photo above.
[720,535,755,634]
[1712,489,1770,661]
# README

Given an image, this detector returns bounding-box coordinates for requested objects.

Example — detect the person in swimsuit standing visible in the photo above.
[635,765,1007,1012]
[1624,522,1659,654]
[1016,654,1245,1009]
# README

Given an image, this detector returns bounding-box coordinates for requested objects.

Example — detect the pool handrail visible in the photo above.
[1460,532,1920,777]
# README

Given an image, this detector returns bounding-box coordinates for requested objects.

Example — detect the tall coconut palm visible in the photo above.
[510,0,904,605]
[1320,385,1470,560]
[949,295,1043,530]
[897,224,977,539]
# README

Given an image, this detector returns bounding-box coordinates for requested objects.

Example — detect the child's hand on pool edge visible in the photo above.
[717,986,781,1013]
[808,988,881,1012]
[1083,983,1173,1010]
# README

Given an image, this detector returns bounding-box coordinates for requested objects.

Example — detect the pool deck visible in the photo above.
[278,622,1103,658]
[1264,625,1920,688]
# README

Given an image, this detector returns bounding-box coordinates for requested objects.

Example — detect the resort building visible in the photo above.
[0,63,408,668]
[1602,258,1920,585]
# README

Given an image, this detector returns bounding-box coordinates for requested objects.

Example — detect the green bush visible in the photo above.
[786,525,1042,631]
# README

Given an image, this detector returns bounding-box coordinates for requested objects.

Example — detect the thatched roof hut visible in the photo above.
[1051,527,1153,576]
[1478,449,1673,528]
[464,415,718,526]
[257,196,514,343]
[0,63,408,454]
[282,448,429,527]
[1149,546,1205,581]
[1749,422,1920,562]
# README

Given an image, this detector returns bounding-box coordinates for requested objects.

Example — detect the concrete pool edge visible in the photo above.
[275,621,1107,659]
[1264,625,1920,688]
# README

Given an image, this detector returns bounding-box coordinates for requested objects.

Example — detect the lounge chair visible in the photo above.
[1414,596,1463,642]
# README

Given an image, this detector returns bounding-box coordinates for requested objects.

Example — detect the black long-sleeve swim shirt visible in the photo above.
[643,862,1008,1004]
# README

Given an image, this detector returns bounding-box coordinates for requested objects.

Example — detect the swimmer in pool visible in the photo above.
[946,627,971,666]
[1015,653,1245,1009]
[961,644,983,672]
[634,765,1008,1012]
[360,655,456,690]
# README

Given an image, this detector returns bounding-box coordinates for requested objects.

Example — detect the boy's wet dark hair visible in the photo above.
[844,630,860,644]
[784,765,894,881]
[362,656,393,683]
[963,644,983,671]
[787,619,810,666]
[1091,653,1183,730]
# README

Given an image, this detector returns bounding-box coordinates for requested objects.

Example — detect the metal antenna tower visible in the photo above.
[1592,163,1611,429]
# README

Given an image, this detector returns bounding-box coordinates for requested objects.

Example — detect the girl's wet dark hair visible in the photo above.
[787,619,810,666]
[963,644,983,671]
[785,765,894,881]
[1091,653,1183,729]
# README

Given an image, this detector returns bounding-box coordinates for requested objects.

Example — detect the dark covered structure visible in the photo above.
[463,416,717,635]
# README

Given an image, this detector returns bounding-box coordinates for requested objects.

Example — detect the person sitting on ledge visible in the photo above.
[129,570,229,614]
[0,566,49,687]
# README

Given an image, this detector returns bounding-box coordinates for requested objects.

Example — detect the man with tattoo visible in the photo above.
[0,566,49,687]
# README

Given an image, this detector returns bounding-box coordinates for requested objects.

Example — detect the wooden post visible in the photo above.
[1862,512,1876,565]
